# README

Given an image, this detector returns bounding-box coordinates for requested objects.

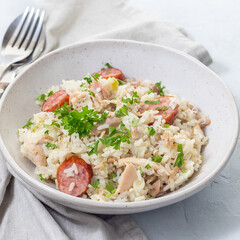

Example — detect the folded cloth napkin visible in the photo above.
[0,0,212,239]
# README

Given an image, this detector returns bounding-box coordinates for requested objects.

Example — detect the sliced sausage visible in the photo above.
[42,90,69,112]
[139,96,178,125]
[57,156,93,197]
[93,68,125,81]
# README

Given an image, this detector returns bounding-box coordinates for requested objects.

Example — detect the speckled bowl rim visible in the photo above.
[0,39,239,212]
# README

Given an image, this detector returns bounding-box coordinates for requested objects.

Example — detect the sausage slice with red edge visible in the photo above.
[93,68,125,81]
[57,156,93,197]
[139,96,178,125]
[42,90,69,112]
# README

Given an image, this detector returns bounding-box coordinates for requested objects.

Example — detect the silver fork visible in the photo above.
[0,7,45,80]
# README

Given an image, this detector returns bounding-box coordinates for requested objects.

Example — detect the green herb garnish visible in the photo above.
[148,87,154,94]
[47,91,54,97]
[156,106,169,111]
[39,174,48,182]
[182,168,187,173]
[91,180,100,188]
[54,103,108,137]
[132,118,140,127]
[122,91,139,105]
[44,130,49,134]
[84,73,99,84]
[22,118,34,129]
[151,155,163,163]
[155,81,165,96]
[44,120,60,128]
[144,99,161,105]
[105,181,115,193]
[117,79,125,85]
[100,122,131,149]
[88,140,100,156]
[110,172,117,179]
[174,144,184,168]
[35,94,46,101]
[164,124,170,128]
[115,104,130,118]
[139,167,145,177]
[105,63,113,68]
[46,142,59,149]
[145,163,151,169]
[148,127,156,136]
[80,83,85,87]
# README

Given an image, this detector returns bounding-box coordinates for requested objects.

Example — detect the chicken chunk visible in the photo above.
[70,90,103,112]
[118,157,170,175]
[21,138,47,167]
[115,164,138,195]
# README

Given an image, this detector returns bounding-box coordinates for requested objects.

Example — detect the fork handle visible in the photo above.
[0,82,9,99]
[0,63,11,80]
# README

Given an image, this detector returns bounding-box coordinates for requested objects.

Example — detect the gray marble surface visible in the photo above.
[1,1,240,239]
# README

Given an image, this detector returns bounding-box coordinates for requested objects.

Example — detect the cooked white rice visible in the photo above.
[18,75,210,202]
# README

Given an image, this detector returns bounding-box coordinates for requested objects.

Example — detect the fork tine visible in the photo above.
[26,10,45,51]
[8,7,30,47]
[14,7,35,49]
[21,9,40,50]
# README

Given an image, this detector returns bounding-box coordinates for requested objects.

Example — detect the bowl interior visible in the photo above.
[0,40,238,213]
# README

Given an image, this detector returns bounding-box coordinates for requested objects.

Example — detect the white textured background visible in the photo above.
[0,0,240,239]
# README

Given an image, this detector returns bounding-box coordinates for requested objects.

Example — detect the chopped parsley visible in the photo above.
[145,163,151,169]
[91,180,100,188]
[182,168,187,173]
[115,104,130,118]
[151,155,163,163]
[90,122,131,155]
[48,91,54,97]
[117,79,125,85]
[148,127,156,136]
[22,118,34,129]
[101,122,131,149]
[174,144,184,168]
[132,118,140,127]
[82,89,96,97]
[122,91,139,105]
[144,99,161,105]
[80,83,85,87]
[88,141,100,156]
[46,142,59,149]
[164,124,170,128]
[44,120,60,128]
[148,87,154,94]
[84,73,99,84]
[105,62,113,68]
[54,103,108,137]
[155,81,165,96]
[35,94,46,101]
[44,130,49,134]
[110,172,117,179]
[156,106,169,111]
[139,167,145,177]
[106,189,116,198]
[88,90,95,97]
[39,174,48,182]
[105,181,116,197]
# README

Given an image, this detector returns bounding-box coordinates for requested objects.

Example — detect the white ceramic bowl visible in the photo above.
[0,40,238,214]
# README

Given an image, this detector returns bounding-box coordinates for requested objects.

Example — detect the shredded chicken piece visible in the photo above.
[91,81,111,100]
[115,164,138,195]
[22,138,47,167]
[118,157,170,175]
[149,180,161,197]
[169,166,179,180]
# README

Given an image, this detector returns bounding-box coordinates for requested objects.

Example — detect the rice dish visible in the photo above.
[18,65,210,202]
